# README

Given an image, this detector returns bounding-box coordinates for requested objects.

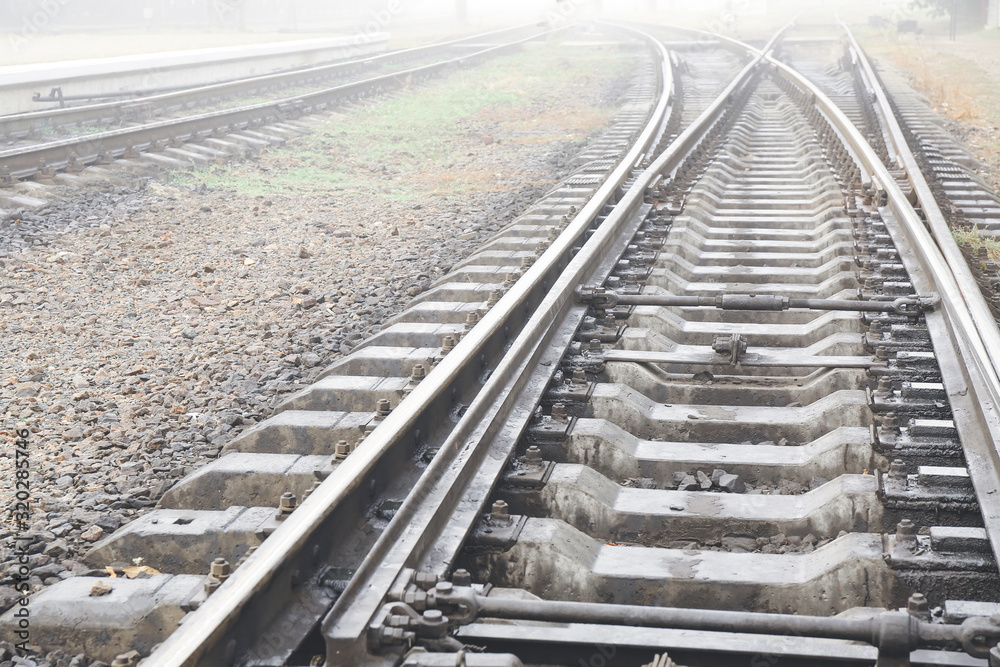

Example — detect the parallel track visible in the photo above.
[0,25,542,186]
[7,22,1000,667]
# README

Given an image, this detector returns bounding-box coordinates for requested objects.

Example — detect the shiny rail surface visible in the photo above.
[0,24,697,667]
[7,21,1000,667]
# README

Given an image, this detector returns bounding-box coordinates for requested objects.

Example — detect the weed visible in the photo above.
[953,225,1000,261]
[170,37,631,201]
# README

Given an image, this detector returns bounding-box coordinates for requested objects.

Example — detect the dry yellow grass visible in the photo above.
[859,28,1000,193]
[953,226,1000,261]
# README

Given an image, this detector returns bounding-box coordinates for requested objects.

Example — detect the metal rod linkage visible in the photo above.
[471,596,1000,659]
[578,287,937,315]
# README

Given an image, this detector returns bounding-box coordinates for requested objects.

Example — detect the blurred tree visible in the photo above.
[910,0,988,37]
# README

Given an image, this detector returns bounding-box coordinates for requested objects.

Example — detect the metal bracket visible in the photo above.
[467,509,527,552]
[505,447,555,489]
[712,333,747,365]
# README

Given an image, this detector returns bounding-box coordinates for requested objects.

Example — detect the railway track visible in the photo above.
[8,20,1000,667]
[0,24,541,200]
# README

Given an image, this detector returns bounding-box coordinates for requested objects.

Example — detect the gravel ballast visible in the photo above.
[0,34,639,664]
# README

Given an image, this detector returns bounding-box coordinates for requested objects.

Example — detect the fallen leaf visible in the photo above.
[123,565,161,579]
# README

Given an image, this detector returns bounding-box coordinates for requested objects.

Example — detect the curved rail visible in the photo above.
[320,24,786,663]
[327,22,1000,664]
[140,25,681,667]
[646,15,1000,571]
[838,23,1000,567]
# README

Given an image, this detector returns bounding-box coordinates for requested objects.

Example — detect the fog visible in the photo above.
[0,0,969,66]
[0,0,934,36]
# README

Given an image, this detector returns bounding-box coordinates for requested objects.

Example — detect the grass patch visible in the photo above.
[858,27,1000,191]
[170,37,632,201]
[953,226,1000,261]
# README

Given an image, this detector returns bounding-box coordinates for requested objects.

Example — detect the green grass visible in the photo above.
[169,38,631,200]
[953,226,1000,261]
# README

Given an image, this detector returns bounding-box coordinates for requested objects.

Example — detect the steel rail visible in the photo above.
[139,26,678,667]
[0,27,548,181]
[769,32,1000,568]
[0,24,536,138]
[840,25,1000,392]
[645,18,1000,571]
[321,26,785,664]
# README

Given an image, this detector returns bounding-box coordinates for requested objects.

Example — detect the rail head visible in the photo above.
[319,22,787,664]
[836,23,1000,570]
[139,25,675,667]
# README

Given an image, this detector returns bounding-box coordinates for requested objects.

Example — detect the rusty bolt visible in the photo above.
[434,580,454,595]
[896,519,918,546]
[277,492,297,519]
[410,364,426,384]
[888,459,906,480]
[521,256,532,268]
[403,589,428,609]
[875,346,890,361]
[525,445,542,464]
[590,338,602,352]
[111,651,142,667]
[491,499,510,523]
[442,335,456,352]
[551,403,566,421]
[335,440,351,460]
[487,290,501,307]
[376,399,392,418]
[414,571,439,590]
[907,592,930,620]
[868,319,883,335]
[572,368,587,383]
[881,412,901,433]
[464,311,479,329]
[451,569,472,586]
[876,376,893,396]
[210,557,231,581]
